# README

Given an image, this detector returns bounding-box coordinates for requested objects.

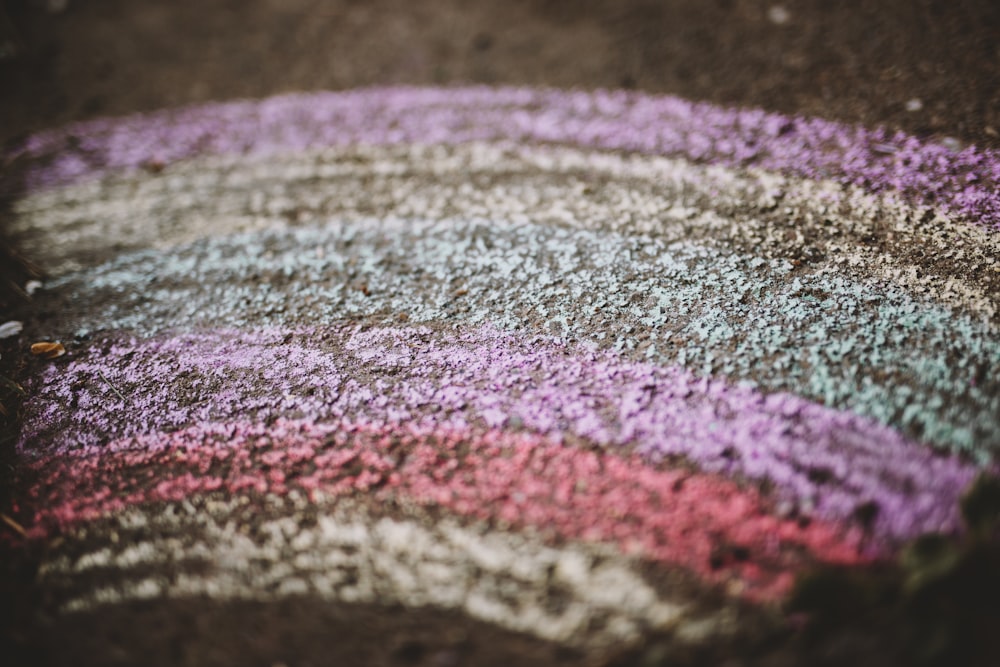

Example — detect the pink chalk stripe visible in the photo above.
[19,419,866,602]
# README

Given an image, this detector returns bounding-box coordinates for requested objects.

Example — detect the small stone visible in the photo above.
[905,98,924,112]
[30,341,66,359]
[0,321,23,339]
[767,6,790,25]
[940,137,963,152]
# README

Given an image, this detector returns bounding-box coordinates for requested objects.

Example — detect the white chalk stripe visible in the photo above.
[38,497,736,649]
[12,142,999,323]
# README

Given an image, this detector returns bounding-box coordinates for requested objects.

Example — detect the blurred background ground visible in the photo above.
[1,0,999,151]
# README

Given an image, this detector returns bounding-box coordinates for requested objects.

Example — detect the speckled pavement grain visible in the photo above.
[1,3,999,667]
[2,85,998,664]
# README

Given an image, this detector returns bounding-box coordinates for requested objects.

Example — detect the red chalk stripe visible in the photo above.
[20,419,867,601]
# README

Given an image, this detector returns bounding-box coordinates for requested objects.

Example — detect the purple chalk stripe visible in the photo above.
[7,87,1000,229]
[20,324,977,546]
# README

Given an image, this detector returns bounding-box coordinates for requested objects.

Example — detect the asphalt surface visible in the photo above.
[1,2,999,666]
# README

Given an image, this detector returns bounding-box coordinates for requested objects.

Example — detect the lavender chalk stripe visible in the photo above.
[7,87,1000,228]
[34,221,1000,458]
[20,325,977,545]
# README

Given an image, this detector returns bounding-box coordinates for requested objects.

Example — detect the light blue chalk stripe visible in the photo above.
[48,219,1000,460]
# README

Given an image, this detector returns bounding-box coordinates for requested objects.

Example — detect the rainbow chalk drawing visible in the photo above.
[4,87,1000,655]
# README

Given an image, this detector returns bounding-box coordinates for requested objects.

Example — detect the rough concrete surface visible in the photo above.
[1,2,999,666]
